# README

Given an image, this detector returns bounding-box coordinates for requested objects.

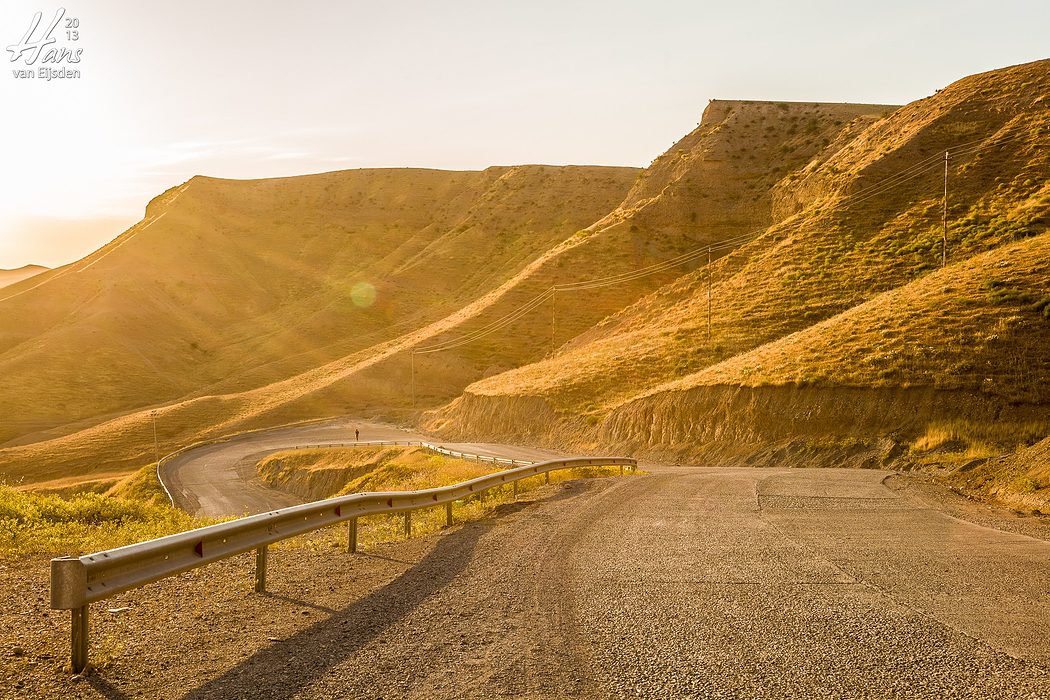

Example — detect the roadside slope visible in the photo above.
[0,100,890,486]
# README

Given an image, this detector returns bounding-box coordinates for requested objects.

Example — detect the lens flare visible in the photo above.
[350,281,377,308]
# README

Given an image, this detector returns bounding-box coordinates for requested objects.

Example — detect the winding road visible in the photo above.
[151,419,1050,698]
[161,418,565,517]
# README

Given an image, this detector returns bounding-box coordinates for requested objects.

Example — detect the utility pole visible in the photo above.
[550,288,556,358]
[942,149,950,268]
[706,246,712,340]
[150,410,159,466]
[410,351,416,409]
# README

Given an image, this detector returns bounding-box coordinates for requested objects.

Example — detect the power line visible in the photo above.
[411,128,1037,356]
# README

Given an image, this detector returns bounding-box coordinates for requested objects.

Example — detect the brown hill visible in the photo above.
[0,166,636,451]
[426,60,1050,505]
[4,60,1047,511]
[0,264,47,289]
[0,99,888,487]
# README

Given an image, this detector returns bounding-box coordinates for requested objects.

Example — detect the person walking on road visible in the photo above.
[355,427,360,442]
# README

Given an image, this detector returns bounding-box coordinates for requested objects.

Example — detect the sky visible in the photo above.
[1,0,1047,269]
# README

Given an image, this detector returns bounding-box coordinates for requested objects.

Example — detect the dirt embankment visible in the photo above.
[426,384,1050,510]
[599,384,1041,456]
[424,393,589,448]
[256,446,502,503]
[257,447,400,501]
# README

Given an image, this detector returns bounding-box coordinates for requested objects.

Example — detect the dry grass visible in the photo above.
[910,418,1050,460]
[3,61,1048,497]
[666,233,1050,401]
[259,446,625,550]
[447,59,1050,421]
[0,166,637,485]
[938,436,1050,512]
[0,449,625,560]
[0,485,212,557]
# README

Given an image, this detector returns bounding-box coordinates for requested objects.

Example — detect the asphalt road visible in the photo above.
[162,418,565,517]
[160,467,1050,699]
[154,421,1050,697]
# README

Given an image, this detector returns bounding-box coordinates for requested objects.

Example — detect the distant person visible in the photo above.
[355,427,360,442]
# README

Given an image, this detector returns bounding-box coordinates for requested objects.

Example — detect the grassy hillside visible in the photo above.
[661,235,1050,398]
[599,235,1050,501]
[3,60,1046,507]
[256,446,501,501]
[426,60,1049,505]
[312,100,895,417]
[0,166,635,449]
[0,99,887,487]
[0,265,47,289]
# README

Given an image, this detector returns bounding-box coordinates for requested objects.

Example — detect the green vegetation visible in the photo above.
[0,485,211,557]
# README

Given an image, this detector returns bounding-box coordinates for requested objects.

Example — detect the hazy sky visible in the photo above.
[1,0,1047,268]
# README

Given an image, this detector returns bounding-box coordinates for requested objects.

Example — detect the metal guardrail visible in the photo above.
[286,440,535,467]
[52,453,636,672]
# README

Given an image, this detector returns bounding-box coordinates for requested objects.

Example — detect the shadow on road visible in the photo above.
[259,592,339,614]
[86,675,132,700]
[178,517,490,700]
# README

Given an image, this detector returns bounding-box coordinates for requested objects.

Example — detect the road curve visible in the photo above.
[165,465,1050,699]
[156,420,1049,696]
[162,418,566,517]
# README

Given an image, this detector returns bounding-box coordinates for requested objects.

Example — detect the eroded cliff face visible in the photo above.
[600,384,1037,457]
[427,382,1049,510]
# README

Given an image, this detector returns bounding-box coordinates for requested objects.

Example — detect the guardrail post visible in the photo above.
[445,502,453,527]
[254,545,268,593]
[513,480,518,499]
[404,511,412,538]
[51,556,89,673]
[545,471,550,485]
[347,517,358,553]
[71,605,88,673]
[619,465,624,475]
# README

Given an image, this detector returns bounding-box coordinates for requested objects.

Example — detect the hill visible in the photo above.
[425,60,1050,506]
[0,99,890,487]
[0,166,636,453]
[0,264,47,289]
[2,60,1047,511]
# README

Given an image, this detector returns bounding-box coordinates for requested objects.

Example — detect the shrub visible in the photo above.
[1030,297,1050,320]
[0,486,209,557]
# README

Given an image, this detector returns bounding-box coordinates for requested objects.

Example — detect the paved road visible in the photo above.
[171,466,1049,699]
[163,418,565,517]
[158,420,1049,697]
